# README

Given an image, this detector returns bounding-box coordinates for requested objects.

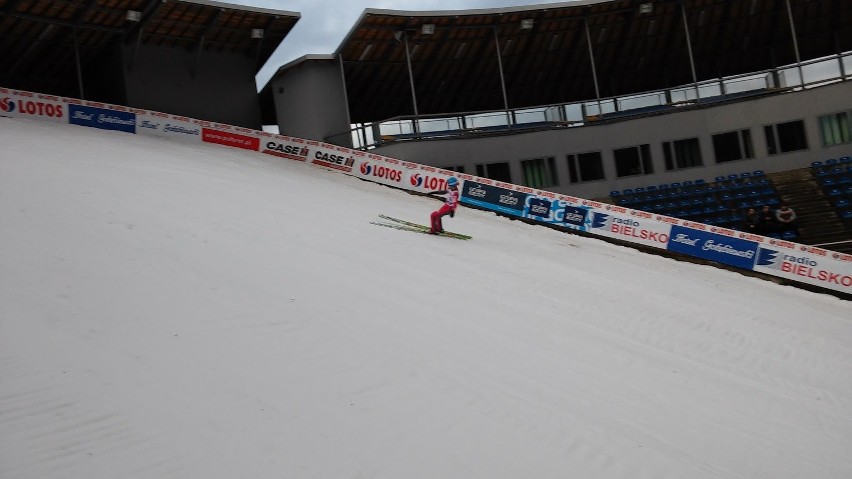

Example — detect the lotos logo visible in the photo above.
[410,173,445,190]
[0,97,14,113]
[361,162,403,182]
[1,97,63,118]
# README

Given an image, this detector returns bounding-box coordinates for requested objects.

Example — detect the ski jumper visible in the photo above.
[430,188,460,233]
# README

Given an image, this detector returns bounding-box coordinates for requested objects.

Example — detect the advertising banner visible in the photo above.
[201,127,259,151]
[0,90,65,122]
[461,181,528,216]
[136,112,201,142]
[310,144,356,173]
[561,205,589,231]
[589,210,672,249]
[260,137,311,162]
[753,245,852,292]
[69,104,136,133]
[407,169,457,193]
[667,225,759,269]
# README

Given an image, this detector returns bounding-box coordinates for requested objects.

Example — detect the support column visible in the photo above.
[679,1,699,101]
[583,16,603,117]
[492,27,511,128]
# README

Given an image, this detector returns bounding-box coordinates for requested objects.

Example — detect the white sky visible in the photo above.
[221,0,578,89]
[2,117,852,478]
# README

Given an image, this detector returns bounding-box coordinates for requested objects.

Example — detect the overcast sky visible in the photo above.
[221,0,577,89]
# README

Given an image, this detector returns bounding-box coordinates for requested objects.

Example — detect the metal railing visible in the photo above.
[328,52,851,150]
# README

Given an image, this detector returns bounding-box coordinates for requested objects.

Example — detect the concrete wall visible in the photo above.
[271,59,351,147]
[371,81,852,199]
[121,43,261,129]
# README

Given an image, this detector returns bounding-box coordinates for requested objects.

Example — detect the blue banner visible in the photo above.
[527,198,551,218]
[460,182,528,216]
[69,105,136,133]
[561,205,588,230]
[667,226,759,269]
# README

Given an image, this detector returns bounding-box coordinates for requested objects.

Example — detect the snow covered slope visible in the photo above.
[2,117,851,478]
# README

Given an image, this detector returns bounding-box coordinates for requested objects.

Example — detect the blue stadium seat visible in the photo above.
[623,188,634,196]
[835,198,850,208]
[715,176,726,183]
[840,209,852,220]
[839,156,851,164]
[765,197,780,206]
[658,184,669,190]
[810,161,824,168]
[647,185,658,191]
[827,188,843,197]
[781,231,798,241]
[826,158,839,165]
[753,170,766,177]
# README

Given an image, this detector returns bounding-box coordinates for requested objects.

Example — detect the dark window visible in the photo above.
[663,138,703,170]
[712,129,754,164]
[613,144,653,177]
[475,162,512,183]
[766,120,808,155]
[568,151,605,183]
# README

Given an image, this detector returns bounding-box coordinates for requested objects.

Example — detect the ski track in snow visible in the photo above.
[1,117,851,479]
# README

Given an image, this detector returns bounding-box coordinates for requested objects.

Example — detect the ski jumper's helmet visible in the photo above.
[447,177,459,187]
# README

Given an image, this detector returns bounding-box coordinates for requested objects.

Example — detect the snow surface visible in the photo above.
[2,117,852,479]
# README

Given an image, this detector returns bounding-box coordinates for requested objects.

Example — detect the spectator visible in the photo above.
[775,203,800,237]
[743,207,760,233]
[757,205,777,235]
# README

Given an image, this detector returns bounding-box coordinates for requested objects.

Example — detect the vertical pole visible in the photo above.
[401,32,420,134]
[679,1,699,102]
[337,54,356,148]
[493,27,511,128]
[583,17,602,116]
[784,0,804,86]
[73,27,85,100]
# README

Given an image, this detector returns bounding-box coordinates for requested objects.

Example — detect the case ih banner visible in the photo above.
[3,86,851,295]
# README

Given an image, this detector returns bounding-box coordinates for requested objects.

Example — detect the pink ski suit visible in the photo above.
[430,187,460,233]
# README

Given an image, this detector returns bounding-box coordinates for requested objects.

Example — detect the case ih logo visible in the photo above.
[0,97,63,118]
[410,173,446,190]
[360,162,403,182]
[262,141,308,161]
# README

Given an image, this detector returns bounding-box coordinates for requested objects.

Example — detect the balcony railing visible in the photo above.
[327,52,851,150]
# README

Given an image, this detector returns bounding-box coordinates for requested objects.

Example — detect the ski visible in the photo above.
[378,214,429,230]
[371,219,471,240]
[377,215,472,240]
